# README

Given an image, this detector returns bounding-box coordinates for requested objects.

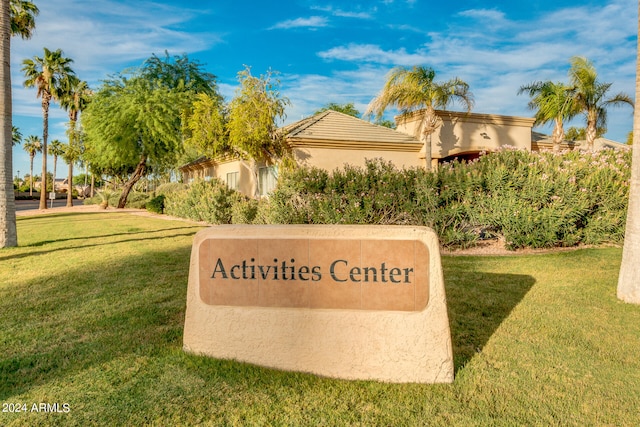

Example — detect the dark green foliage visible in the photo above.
[269,159,419,225]
[164,179,243,225]
[267,149,630,249]
[146,194,165,214]
[162,149,630,250]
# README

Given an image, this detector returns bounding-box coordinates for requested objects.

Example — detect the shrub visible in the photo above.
[164,179,240,224]
[266,148,630,250]
[155,182,185,196]
[146,194,165,214]
[269,158,420,225]
[231,197,259,224]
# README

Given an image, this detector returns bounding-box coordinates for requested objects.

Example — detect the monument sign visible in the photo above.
[184,225,453,383]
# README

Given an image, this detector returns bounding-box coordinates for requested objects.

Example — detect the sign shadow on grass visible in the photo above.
[444,270,536,374]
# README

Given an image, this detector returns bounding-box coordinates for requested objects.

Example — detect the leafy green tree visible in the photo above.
[1,0,38,247]
[365,65,473,169]
[227,67,289,197]
[22,47,75,208]
[22,135,41,196]
[518,81,578,151]
[374,118,396,129]
[183,92,228,158]
[315,102,360,117]
[569,56,633,151]
[83,53,219,208]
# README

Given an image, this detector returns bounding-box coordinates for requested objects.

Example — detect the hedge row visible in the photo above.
[162,148,631,250]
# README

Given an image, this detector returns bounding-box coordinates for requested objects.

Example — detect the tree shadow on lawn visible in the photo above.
[1,238,536,401]
[0,244,193,401]
[443,264,536,374]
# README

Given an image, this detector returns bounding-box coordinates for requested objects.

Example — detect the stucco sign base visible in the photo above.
[183,225,453,383]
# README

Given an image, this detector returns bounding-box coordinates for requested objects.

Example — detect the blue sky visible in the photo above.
[10,0,637,178]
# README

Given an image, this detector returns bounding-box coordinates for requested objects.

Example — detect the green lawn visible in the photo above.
[1,212,639,426]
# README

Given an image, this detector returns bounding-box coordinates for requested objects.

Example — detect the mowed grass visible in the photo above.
[1,212,639,426]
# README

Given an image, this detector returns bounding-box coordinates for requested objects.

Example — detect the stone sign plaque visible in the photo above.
[184,225,453,383]
[198,238,429,311]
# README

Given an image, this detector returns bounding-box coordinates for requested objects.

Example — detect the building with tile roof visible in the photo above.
[183,109,625,197]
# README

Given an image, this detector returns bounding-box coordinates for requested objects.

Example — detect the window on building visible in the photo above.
[226,171,239,190]
[258,166,278,196]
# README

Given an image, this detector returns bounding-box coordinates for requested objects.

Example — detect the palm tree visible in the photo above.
[365,65,473,169]
[49,139,64,193]
[22,47,75,209]
[59,76,91,206]
[60,141,82,203]
[11,125,21,146]
[1,1,38,248]
[568,56,634,151]
[518,81,578,152]
[617,3,640,304]
[23,135,41,196]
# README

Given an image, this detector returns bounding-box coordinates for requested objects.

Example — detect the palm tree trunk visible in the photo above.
[66,162,73,207]
[585,110,598,151]
[117,155,147,208]
[0,0,17,247]
[38,95,50,209]
[52,155,57,194]
[420,107,441,170]
[617,3,640,304]
[29,156,33,196]
[552,118,564,152]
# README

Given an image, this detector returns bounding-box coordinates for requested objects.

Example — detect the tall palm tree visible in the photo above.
[59,76,91,206]
[1,0,37,247]
[11,125,21,146]
[568,56,634,151]
[9,0,37,38]
[49,139,63,193]
[617,2,640,304]
[22,135,41,196]
[22,47,75,209]
[365,65,473,169]
[518,81,578,152]
[61,141,83,201]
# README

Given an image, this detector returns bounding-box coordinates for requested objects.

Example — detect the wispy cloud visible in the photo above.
[318,44,429,65]
[269,16,329,30]
[12,0,222,87]
[296,0,635,138]
[310,5,374,19]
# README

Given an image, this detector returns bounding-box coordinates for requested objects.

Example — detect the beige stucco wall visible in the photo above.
[212,159,256,197]
[183,225,454,383]
[181,158,258,197]
[292,145,422,170]
[396,110,535,160]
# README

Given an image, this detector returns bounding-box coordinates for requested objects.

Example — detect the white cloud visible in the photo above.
[318,43,429,65]
[270,16,329,30]
[310,5,374,19]
[12,0,222,88]
[305,0,635,142]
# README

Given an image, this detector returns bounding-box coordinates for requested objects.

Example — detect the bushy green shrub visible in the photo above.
[164,179,241,224]
[83,190,150,209]
[155,182,185,196]
[231,197,259,224]
[269,158,420,225]
[266,148,630,250]
[146,194,165,214]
